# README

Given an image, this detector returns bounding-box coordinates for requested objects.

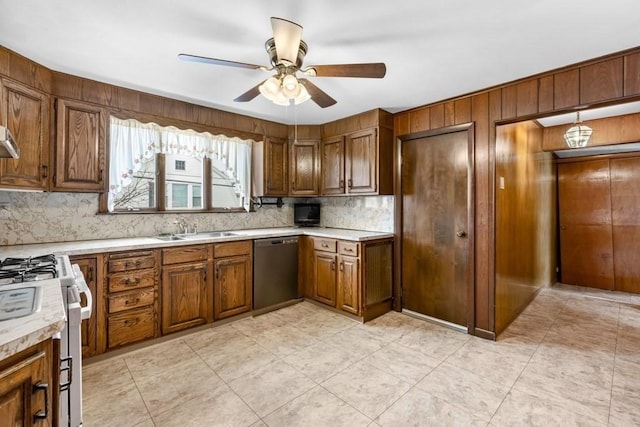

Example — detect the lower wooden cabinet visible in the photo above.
[0,339,53,426]
[337,254,360,315]
[302,236,393,319]
[105,250,159,350]
[69,255,102,358]
[161,245,213,335]
[214,241,252,320]
[313,251,337,306]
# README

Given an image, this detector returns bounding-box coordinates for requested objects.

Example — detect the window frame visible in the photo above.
[101,114,257,214]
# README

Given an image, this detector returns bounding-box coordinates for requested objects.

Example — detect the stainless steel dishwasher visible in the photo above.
[253,236,300,313]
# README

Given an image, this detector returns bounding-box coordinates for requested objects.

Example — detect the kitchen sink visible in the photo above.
[179,231,238,239]
[155,234,186,241]
[155,231,238,242]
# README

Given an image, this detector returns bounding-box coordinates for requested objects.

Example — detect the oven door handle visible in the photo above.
[72,264,93,320]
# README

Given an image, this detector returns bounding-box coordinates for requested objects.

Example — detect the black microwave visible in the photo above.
[294,203,320,227]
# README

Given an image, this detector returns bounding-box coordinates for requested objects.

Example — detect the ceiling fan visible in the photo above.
[178,17,386,108]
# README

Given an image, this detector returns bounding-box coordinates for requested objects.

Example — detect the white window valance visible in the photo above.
[108,117,253,212]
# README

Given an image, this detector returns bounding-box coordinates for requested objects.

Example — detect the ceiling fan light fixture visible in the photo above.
[294,84,311,105]
[564,112,593,148]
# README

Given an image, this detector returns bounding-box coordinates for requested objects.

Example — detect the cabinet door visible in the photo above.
[320,135,345,195]
[69,256,100,358]
[290,139,319,195]
[0,342,51,426]
[0,78,49,190]
[346,128,377,194]
[214,255,252,320]
[161,261,213,334]
[54,98,107,192]
[313,251,337,306]
[337,255,360,315]
[264,136,288,196]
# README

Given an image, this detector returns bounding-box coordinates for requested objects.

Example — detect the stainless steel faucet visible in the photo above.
[174,217,188,234]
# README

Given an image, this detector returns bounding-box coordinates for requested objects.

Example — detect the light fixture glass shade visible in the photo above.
[258,74,311,106]
[564,112,593,148]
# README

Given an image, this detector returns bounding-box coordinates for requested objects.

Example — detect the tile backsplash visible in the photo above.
[0,192,394,246]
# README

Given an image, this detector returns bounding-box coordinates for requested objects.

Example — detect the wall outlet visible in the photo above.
[499,176,505,190]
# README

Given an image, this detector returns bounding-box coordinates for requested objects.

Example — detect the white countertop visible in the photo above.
[0,279,66,360]
[0,227,394,258]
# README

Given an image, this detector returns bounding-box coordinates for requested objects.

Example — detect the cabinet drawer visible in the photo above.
[108,251,155,273]
[162,245,210,265]
[108,307,155,349]
[109,270,156,292]
[214,240,252,258]
[108,288,155,313]
[338,241,359,257]
[314,238,337,253]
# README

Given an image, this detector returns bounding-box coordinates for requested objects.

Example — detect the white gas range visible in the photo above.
[0,254,92,427]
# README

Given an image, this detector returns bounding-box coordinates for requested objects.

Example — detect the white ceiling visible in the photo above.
[2,1,639,125]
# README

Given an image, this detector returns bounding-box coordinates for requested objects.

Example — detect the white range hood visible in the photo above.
[0,126,19,159]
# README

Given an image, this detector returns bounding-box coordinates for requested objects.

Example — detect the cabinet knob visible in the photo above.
[456,230,467,238]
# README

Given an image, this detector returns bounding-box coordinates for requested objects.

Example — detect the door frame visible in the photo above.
[394,123,476,333]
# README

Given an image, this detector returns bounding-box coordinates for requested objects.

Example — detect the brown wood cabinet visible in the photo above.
[213,241,252,320]
[302,236,393,320]
[345,129,378,194]
[0,78,50,190]
[161,245,213,334]
[0,339,54,427]
[53,98,107,192]
[253,136,288,196]
[320,135,345,195]
[337,242,360,315]
[105,250,158,350]
[290,139,320,195]
[69,255,102,358]
[320,111,393,196]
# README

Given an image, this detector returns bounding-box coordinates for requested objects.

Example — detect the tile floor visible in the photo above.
[83,284,640,426]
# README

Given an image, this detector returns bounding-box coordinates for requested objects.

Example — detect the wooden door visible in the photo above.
[610,157,640,293]
[290,139,319,195]
[314,252,337,306]
[0,342,51,427]
[558,159,614,289]
[320,135,345,195]
[0,78,49,190]
[69,256,99,358]
[337,255,360,315]
[264,136,288,196]
[401,128,473,328]
[161,261,212,334]
[214,255,252,320]
[54,98,107,192]
[346,128,377,194]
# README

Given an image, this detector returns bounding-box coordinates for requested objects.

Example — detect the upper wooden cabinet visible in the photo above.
[53,98,108,192]
[290,139,320,196]
[320,135,345,195]
[320,109,393,196]
[0,78,50,190]
[253,136,288,197]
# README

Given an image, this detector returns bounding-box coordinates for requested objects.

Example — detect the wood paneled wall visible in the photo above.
[394,45,640,337]
[0,46,288,141]
[542,112,640,151]
[495,122,556,335]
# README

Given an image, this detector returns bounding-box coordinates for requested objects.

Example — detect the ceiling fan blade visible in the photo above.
[233,80,265,102]
[271,17,302,65]
[299,78,337,108]
[178,53,263,70]
[305,63,387,78]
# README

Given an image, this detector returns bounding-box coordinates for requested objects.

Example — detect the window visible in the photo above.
[107,117,253,212]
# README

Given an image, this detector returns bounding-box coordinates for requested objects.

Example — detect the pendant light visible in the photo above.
[564,112,593,148]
